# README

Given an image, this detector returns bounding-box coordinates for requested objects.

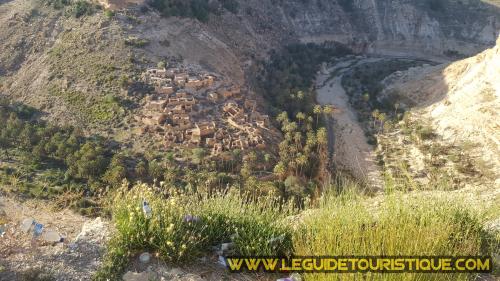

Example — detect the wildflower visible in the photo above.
[166,241,173,247]
[167,223,174,232]
[181,244,187,249]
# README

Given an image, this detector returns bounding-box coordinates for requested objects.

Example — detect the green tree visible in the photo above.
[148,160,164,181]
[135,160,148,179]
[273,161,287,180]
[313,105,322,125]
[191,148,206,166]
[316,127,328,153]
[103,153,128,186]
[296,112,306,126]
[68,142,109,181]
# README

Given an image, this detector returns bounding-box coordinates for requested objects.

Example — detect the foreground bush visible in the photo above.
[95,181,498,280]
[294,190,498,281]
[94,182,296,280]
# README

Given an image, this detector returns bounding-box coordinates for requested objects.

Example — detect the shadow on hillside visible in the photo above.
[0,0,14,5]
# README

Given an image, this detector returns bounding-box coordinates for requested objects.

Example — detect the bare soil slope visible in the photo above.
[381,36,500,186]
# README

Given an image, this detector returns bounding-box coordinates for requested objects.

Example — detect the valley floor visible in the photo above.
[315,57,384,190]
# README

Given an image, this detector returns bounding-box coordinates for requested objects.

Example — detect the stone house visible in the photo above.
[207,92,219,102]
[203,75,215,87]
[223,102,244,118]
[185,77,204,90]
[150,77,170,87]
[158,85,175,95]
[147,68,167,78]
[193,122,216,137]
[147,100,167,111]
[166,68,179,78]
[174,73,189,86]
[205,137,216,147]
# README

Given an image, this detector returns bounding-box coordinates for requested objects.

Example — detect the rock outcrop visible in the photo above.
[381,35,500,182]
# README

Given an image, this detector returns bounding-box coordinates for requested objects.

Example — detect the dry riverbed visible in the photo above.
[315,57,384,190]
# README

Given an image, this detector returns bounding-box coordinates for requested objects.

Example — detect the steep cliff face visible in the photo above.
[249,0,500,58]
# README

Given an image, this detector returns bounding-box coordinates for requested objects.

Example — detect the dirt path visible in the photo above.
[316,58,384,190]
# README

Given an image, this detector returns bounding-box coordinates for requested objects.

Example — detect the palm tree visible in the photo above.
[296,91,305,100]
[293,132,303,150]
[273,161,287,180]
[296,112,306,127]
[276,111,289,125]
[296,153,309,176]
[284,122,298,134]
[316,127,328,154]
[313,105,322,125]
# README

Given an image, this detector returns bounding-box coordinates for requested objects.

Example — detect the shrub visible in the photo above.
[124,36,150,48]
[149,0,238,21]
[104,9,114,18]
[68,0,95,18]
[42,0,70,9]
[95,182,296,279]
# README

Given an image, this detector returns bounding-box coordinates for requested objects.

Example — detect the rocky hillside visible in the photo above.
[272,0,500,58]
[0,0,499,138]
[378,35,500,188]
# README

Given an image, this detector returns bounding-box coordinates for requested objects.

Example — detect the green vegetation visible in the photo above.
[149,0,239,22]
[272,111,330,196]
[0,102,113,201]
[340,59,424,149]
[68,0,96,18]
[94,180,499,280]
[49,87,126,124]
[295,187,499,281]
[41,0,98,18]
[251,42,350,192]
[0,100,321,211]
[94,182,295,280]
[124,36,150,48]
[256,42,350,118]
[378,114,497,190]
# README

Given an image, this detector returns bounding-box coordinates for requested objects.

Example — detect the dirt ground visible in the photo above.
[315,58,384,190]
[0,195,276,281]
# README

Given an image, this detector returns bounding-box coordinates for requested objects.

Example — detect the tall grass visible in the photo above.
[294,189,498,281]
[94,182,296,280]
[95,181,499,281]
